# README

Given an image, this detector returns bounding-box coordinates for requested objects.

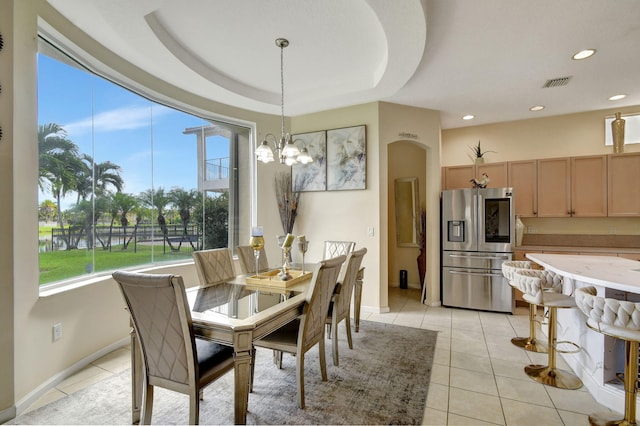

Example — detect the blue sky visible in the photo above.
[38,54,229,210]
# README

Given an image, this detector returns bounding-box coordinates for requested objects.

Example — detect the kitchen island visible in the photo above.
[525,253,640,418]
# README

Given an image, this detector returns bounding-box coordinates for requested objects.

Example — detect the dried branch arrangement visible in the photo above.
[274,172,301,234]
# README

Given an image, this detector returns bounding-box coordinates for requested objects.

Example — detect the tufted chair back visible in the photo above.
[322,241,355,260]
[501,260,532,286]
[575,287,640,341]
[192,248,236,285]
[236,245,270,274]
[513,269,564,305]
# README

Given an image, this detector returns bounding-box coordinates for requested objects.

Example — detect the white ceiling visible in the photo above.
[45,0,640,129]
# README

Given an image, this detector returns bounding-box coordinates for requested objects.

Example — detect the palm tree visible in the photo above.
[112,192,138,249]
[168,187,199,250]
[139,187,174,250]
[75,154,124,203]
[38,123,84,249]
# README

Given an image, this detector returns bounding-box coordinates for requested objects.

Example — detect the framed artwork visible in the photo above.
[327,125,366,190]
[291,130,327,192]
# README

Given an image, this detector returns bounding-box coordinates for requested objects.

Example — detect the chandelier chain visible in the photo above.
[280,40,285,139]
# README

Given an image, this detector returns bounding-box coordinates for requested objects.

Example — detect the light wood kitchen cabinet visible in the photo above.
[508,160,537,217]
[571,155,607,217]
[443,165,474,190]
[537,155,607,217]
[442,162,508,190]
[537,158,571,217]
[477,162,508,188]
[608,152,640,216]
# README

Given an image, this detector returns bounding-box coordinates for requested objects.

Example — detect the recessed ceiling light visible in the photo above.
[609,94,626,101]
[462,115,475,120]
[530,105,545,111]
[572,49,596,60]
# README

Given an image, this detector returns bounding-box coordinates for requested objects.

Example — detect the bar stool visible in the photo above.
[514,269,583,389]
[502,260,547,353]
[575,286,640,426]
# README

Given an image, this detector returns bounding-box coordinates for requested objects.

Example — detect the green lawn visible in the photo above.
[39,245,193,285]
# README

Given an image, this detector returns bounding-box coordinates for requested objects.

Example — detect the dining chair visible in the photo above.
[326,247,367,366]
[322,240,355,260]
[112,270,235,425]
[251,255,346,409]
[192,248,236,285]
[236,245,270,275]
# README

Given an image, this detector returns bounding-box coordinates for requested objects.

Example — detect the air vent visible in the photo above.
[543,76,572,88]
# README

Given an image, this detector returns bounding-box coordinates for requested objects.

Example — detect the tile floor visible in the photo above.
[20,287,612,425]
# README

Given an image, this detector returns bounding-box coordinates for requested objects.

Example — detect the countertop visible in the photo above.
[526,253,640,293]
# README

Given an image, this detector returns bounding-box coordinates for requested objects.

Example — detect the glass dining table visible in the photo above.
[129,273,310,425]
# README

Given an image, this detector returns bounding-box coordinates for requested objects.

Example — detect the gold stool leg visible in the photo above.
[589,341,638,426]
[524,306,583,389]
[512,304,548,353]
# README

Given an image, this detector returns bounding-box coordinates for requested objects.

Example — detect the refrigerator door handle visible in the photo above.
[448,270,504,278]
[448,254,511,261]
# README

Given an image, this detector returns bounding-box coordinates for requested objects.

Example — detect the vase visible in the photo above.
[474,157,485,164]
[515,215,525,246]
[611,112,625,153]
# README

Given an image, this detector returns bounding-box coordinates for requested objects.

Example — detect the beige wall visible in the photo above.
[0,0,16,421]
[291,103,383,309]
[442,107,640,236]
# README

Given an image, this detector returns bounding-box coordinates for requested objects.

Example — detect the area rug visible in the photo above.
[11,321,437,425]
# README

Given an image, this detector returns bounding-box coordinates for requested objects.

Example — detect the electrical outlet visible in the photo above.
[610,227,617,234]
[527,226,535,233]
[53,323,63,341]
[367,227,375,237]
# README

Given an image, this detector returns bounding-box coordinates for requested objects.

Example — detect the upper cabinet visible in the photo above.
[443,165,474,190]
[608,152,640,216]
[537,156,607,217]
[537,158,572,217]
[571,155,607,217]
[442,162,507,190]
[508,160,537,217]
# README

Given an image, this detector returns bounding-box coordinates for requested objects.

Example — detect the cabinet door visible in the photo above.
[571,155,607,217]
[537,158,571,217]
[508,160,537,217]
[443,165,475,190]
[477,162,508,188]
[608,153,640,216]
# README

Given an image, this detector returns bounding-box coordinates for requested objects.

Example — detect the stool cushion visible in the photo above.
[575,286,640,342]
[514,269,564,305]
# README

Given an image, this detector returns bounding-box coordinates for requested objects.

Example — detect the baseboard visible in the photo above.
[0,405,17,424]
[14,336,130,416]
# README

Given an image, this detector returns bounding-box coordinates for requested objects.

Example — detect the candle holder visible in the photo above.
[297,238,309,273]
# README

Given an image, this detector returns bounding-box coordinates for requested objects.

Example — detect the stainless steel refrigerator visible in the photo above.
[441,188,515,313]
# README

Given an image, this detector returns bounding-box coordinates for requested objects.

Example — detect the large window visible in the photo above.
[37,39,253,286]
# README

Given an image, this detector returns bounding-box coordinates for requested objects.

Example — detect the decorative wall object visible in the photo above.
[291,131,327,191]
[326,125,366,190]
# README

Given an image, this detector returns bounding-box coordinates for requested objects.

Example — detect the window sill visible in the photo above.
[38,260,195,298]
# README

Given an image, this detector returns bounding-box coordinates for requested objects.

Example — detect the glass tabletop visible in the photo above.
[186,281,302,320]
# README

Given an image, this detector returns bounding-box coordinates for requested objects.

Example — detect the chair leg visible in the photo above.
[319,337,328,381]
[589,340,639,426]
[141,384,154,425]
[296,351,305,409]
[512,303,547,353]
[250,347,256,393]
[189,389,200,425]
[524,306,582,389]
[332,316,339,366]
[345,316,353,350]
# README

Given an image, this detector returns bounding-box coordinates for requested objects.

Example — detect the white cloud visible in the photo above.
[63,104,173,136]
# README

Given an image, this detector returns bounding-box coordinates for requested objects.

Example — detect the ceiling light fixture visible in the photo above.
[572,49,596,60]
[609,94,626,101]
[530,105,545,111]
[462,115,475,120]
[255,38,312,166]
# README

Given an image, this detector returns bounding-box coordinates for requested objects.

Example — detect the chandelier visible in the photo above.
[255,38,313,166]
